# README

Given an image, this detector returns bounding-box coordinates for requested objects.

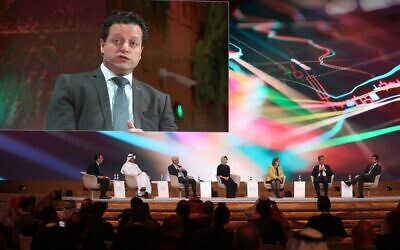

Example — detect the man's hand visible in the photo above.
[127,120,144,132]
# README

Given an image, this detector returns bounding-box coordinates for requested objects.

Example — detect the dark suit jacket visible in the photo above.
[86,162,103,177]
[311,164,333,178]
[306,213,347,238]
[168,164,188,181]
[217,164,230,178]
[46,68,177,131]
[363,163,381,179]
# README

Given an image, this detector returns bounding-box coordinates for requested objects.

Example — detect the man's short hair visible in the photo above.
[317,196,331,212]
[101,10,149,46]
[318,155,324,160]
[94,153,103,161]
[372,154,379,161]
[256,199,272,216]
[213,203,230,226]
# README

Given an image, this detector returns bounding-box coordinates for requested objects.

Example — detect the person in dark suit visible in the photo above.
[306,196,347,239]
[346,154,382,198]
[217,156,237,198]
[311,155,334,197]
[46,11,177,131]
[168,156,197,198]
[86,153,110,199]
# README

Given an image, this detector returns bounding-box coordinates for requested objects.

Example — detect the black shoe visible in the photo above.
[139,192,149,199]
[357,195,364,198]
[139,187,146,192]
[99,195,111,199]
[344,181,351,187]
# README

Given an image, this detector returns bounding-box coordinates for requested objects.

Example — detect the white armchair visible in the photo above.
[124,174,138,196]
[264,175,286,190]
[80,171,100,199]
[169,175,185,197]
[356,174,381,197]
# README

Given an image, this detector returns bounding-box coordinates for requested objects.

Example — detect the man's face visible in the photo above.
[172,157,179,165]
[371,156,378,164]
[221,157,228,165]
[318,157,325,165]
[98,154,104,164]
[100,23,144,76]
[128,157,135,163]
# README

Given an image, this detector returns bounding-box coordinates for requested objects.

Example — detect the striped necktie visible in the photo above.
[112,77,129,131]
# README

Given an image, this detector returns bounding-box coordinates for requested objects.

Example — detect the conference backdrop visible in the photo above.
[0,0,399,181]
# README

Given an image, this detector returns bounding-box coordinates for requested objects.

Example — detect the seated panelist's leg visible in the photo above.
[313,177,322,197]
[322,176,329,196]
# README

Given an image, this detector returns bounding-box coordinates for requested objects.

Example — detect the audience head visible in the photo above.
[318,155,325,164]
[286,227,328,250]
[91,202,108,219]
[38,206,58,225]
[18,197,35,213]
[317,196,331,212]
[130,203,147,223]
[176,200,190,218]
[203,201,214,216]
[142,202,151,218]
[382,210,400,234]
[235,222,260,250]
[189,198,204,214]
[351,220,375,249]
[130,197,143,208]
[256,198,272,217]
[163,215,183,238]
[213,203,230,227]
[272,157,280,167]
[80,198,93,213]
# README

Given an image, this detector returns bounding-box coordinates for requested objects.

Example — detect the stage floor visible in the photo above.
[62,195,400,204]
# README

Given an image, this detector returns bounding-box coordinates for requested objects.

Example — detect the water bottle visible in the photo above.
[160,174,164,181]
[113,173,117,180]
[198,175,200,182]
[348,174,351,182]
[298,174,302,181]
[249,176,253,181]
[116,173,119,181]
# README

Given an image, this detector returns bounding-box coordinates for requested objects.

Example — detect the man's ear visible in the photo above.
[100,39,105,54]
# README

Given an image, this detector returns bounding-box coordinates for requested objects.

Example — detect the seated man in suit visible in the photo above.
[168,156,197,198]
[46,10,177,131]
[311,155,333,197]
[306,196,347,239]
[120,154,151,198]
[86,153,110,199]
[346,154,382,198]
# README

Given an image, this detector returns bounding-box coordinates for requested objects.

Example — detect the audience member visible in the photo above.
[351,220,376,250]
[306,196,347,240]
[251,199,287,246]
[375,210,400,250]
[79,197,93,214]
[30,206,65,250]
[234,222,260,250]
[113,204,154,250]
[13,196,38,236]
[154,215,185,250]
[189,203,234,249]
[117,197,143,232]
[285,227,328,250]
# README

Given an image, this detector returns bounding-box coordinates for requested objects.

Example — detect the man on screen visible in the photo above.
[46,11,177,131]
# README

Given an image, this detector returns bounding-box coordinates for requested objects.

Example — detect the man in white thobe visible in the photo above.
[120,154,152,197]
